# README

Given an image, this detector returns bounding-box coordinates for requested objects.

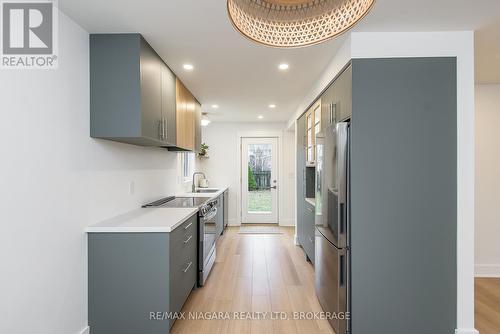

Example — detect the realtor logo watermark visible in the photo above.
[1,0,58,69]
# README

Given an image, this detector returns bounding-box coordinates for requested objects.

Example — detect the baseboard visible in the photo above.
[455,328,479,334]
[279,219,295,227]
[79,326,89,334]
[475,264,500,277]
[227,219,240,227]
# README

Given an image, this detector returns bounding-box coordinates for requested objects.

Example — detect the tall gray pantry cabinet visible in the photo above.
[297,58,457,334]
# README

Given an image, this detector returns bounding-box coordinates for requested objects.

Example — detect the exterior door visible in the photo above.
[241,137,279,224]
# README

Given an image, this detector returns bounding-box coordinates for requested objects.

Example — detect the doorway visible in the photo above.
[240,137,279,224]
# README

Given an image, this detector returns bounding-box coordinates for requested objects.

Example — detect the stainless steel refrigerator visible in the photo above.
[315,121,350,334]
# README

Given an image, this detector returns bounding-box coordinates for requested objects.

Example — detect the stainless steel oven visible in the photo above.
[198,199,218,286]
[142,196,219,287]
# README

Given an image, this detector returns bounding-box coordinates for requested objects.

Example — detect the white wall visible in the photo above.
[475,84,500,277]
[288,31,477,334]
[200,122,295,226]
[0,13,186,334]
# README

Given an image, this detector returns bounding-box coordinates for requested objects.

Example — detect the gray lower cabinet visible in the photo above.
[88,214,198,334]
[216,193,224,237]
[223,190,228,229]
[304,201,315,264]
[296,113,307,249]
[90,33,177,147]
[297,111,315,264]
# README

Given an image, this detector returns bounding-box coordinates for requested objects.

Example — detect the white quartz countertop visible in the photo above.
[176,186,229,200]
[305,197,316,207]
[86,207,198,233]
[86,187,229,233]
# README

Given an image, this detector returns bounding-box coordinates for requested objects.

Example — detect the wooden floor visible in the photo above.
[171,226,335,334]
[475,277,500,334]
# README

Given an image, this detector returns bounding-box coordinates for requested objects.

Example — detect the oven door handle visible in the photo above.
[202,207,218,221]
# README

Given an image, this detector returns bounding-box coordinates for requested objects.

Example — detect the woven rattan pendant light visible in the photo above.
[227,0,375,48]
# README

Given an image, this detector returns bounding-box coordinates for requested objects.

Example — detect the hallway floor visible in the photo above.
[171,226,334,334]
[475,277,500,334]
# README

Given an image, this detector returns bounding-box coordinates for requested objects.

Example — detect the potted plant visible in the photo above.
[198,143,209,159]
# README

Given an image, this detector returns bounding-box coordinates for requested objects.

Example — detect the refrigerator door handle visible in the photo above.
[340,202,346,234]
[336,122,349,247]
[339,253,346,287]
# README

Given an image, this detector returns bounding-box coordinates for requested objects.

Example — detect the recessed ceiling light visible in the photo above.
[278,63,289,71]
[183,64,194,71]
[258,115,264,119]
[211,104,219,109]
[269,104,276,109]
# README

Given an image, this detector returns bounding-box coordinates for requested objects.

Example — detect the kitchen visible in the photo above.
[1,1,499,334]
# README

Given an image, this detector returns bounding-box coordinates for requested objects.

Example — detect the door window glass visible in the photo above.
[247,144,272,213]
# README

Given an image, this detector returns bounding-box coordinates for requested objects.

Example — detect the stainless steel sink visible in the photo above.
[195,189,219,193]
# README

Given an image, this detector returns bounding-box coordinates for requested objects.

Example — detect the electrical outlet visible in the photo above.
[129,181,135,195]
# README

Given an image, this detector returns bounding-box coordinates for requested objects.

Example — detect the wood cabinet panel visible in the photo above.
[175,79,190,150]
[174,78,201,151]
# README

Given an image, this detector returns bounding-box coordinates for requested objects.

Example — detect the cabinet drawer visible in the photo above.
[171,215,197,246]
[170,215,197,274]
[169,244,197,326]
[304,202,316,264]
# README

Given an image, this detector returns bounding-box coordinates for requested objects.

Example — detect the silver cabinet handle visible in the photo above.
[309,236,313,243]
[184,222,193,230]
[158,119,163,140]
[182,261,193,273]
[163,118,167,140]
[329,103,332,124]
[183,235,193,244]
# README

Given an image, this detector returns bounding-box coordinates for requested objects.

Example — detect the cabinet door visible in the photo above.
[194,100,202,152]
[306,110,314,165]
[186,92,196,150]
[175,79,196,151]
[304,202,315,264]
[321,80,337,130]
[296,114,307,246]
[140,37,162,142]
[161,62,177,146]
[175,79,188,149]
[306,100,321,166]
[217,195,224,237]
[336,65,352,121]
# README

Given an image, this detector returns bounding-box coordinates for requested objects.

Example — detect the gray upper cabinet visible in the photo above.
[90,33,199,150]
[139,37,163,143]
[320,64,352,131]
[336,65,352,121]
[161,62,177,145]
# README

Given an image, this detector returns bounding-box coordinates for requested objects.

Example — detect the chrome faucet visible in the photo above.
[192,172,206,193]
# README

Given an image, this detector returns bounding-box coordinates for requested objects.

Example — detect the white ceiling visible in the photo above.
[60,0,500,122]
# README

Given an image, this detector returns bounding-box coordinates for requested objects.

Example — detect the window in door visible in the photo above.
[241,137,279,224]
